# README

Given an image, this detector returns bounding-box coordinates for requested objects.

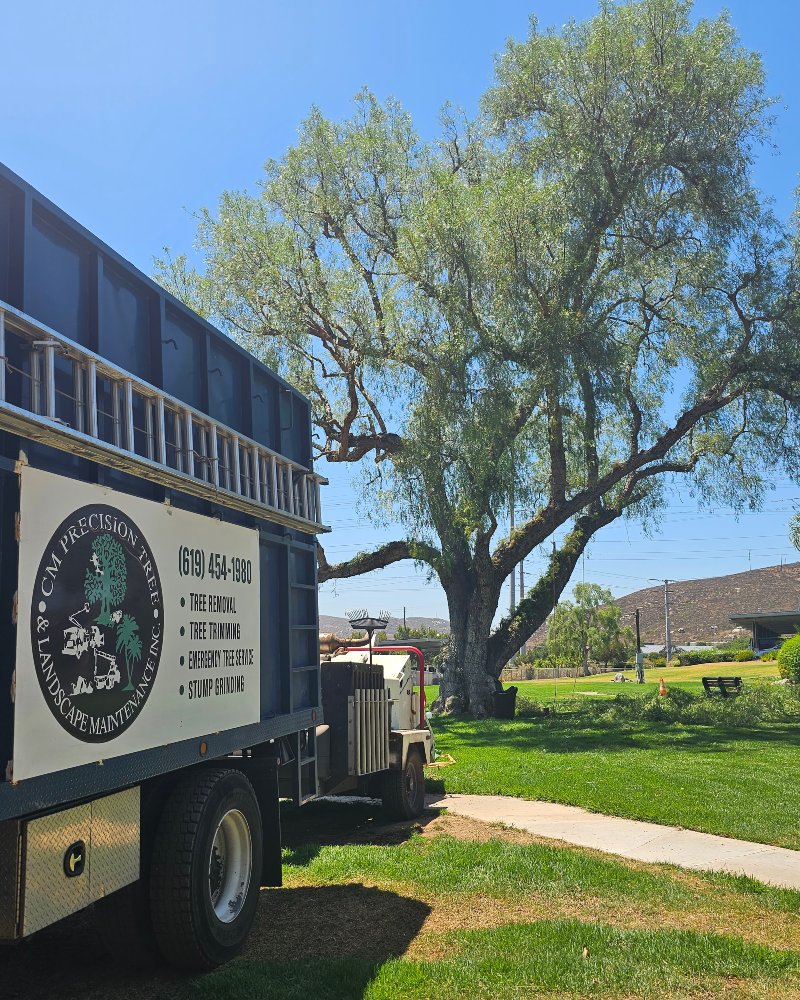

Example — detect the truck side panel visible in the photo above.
[0,162,321,821]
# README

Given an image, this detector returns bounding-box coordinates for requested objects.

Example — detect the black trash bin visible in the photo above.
[492,685,518,719]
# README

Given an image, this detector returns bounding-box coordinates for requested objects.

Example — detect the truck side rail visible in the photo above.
[0,301,328,534]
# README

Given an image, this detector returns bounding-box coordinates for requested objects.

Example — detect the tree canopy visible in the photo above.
[156,0,800,715]
[548,583,633,675]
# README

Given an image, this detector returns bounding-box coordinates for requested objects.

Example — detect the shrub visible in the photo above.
[394,625,450,640]
[778,635,800,682]
[676,643,757,666]
[760,649,778,662]
[649,656,667,670]
[585,683,800,727]
[514,695,553,718]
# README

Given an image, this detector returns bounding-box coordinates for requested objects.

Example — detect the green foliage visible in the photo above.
[778,635,800,682]
[516,646,549,663]
[394,625,449,640]
[760,649,779,662]
[548,583,633,673]
[155,0,800,712]
[84,533,127,626]
[676,640,752,665]
[589,684,800,727]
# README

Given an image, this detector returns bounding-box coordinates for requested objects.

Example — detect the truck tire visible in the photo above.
[149,767,263,970]
[382,748,425,819]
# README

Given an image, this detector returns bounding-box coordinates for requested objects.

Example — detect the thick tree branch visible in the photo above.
[317,538,441,582]
[486,506,620,674]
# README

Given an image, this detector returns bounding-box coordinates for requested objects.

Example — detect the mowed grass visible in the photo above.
[514,659,779,700]
[426,660,779,706]
[191,805,800,1000]
[424,666,800,848]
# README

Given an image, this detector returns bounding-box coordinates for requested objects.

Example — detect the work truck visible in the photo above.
[0,163,432,970]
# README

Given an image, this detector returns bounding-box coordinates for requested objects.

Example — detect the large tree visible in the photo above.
[156,0,800,715]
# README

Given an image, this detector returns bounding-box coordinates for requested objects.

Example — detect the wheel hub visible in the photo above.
[208,808,253,923]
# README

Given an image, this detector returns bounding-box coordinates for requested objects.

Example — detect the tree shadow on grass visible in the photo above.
[193,884,430,1000]
[281,797,439,852]
[0,884,429,1000]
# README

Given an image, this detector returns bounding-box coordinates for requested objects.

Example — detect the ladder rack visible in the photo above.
[0,301,328,534]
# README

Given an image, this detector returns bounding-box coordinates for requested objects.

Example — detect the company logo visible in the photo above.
[31,504,164,743]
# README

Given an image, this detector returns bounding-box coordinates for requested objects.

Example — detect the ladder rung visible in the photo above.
[0,298,328,533]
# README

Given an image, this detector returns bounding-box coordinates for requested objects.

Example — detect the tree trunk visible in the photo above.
[435,573,498,718]
[581,644,590,676]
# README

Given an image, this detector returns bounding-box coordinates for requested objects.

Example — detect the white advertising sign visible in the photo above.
[13,466,261,780]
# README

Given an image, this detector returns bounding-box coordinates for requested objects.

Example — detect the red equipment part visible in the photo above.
[338,644,427,728]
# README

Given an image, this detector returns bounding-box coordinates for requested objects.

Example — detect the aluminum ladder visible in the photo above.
[0,300,328,534]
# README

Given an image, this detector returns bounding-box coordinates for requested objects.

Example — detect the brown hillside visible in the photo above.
[614,562,800,645]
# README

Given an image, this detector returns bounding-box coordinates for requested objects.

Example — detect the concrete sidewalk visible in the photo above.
[427,793,800,890]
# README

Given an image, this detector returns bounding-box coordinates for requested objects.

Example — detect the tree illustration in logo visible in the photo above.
[84,534,127,625]
[116,613,142,692]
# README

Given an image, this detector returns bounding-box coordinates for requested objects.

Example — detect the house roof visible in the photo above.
[730,611,800,629]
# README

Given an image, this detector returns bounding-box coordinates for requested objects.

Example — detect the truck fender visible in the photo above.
[389,729,434,770]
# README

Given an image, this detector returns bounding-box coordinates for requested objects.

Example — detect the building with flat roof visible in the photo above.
[729,611,800,652]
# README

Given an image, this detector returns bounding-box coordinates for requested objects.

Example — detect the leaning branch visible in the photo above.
[317,538,441,582]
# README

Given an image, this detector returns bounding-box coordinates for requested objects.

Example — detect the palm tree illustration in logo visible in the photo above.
[84,534,127,626]
[116,613,142,692]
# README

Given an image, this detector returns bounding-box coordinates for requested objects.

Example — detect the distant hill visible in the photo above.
[319,614,450,637]
[614,562,800,645]
[528,562,800,647]
[321,562,800,647]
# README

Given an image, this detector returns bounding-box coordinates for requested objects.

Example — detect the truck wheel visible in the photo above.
[382,749,425,819]
[149,767,263,970]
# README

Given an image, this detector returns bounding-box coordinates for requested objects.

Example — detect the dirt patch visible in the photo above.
[245,883,429,962]
[418,810,543,845]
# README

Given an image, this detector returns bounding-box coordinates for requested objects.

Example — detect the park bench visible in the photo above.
[701,676,743,698]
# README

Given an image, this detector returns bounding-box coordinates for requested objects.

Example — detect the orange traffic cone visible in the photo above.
[659,677,667,697]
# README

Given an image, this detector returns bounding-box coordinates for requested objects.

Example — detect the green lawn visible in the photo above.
[427,688,800,848]
[425,660,780,707]
[191,802,800,999]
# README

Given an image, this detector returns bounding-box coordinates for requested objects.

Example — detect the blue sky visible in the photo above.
[2,1,799,621]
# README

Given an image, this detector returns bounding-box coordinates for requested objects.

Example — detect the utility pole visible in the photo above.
[509,483,515,614]
[649,578,673,663]
[519,556,525,657]
[635,608,644,683]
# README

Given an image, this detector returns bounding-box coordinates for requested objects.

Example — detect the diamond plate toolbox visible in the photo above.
[0,786,139,938]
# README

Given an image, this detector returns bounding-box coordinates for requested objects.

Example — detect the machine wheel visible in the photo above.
[149,767,263,970]
[382,748,425,819]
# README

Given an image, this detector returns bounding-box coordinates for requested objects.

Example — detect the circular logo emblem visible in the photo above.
[31,504,164,743]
